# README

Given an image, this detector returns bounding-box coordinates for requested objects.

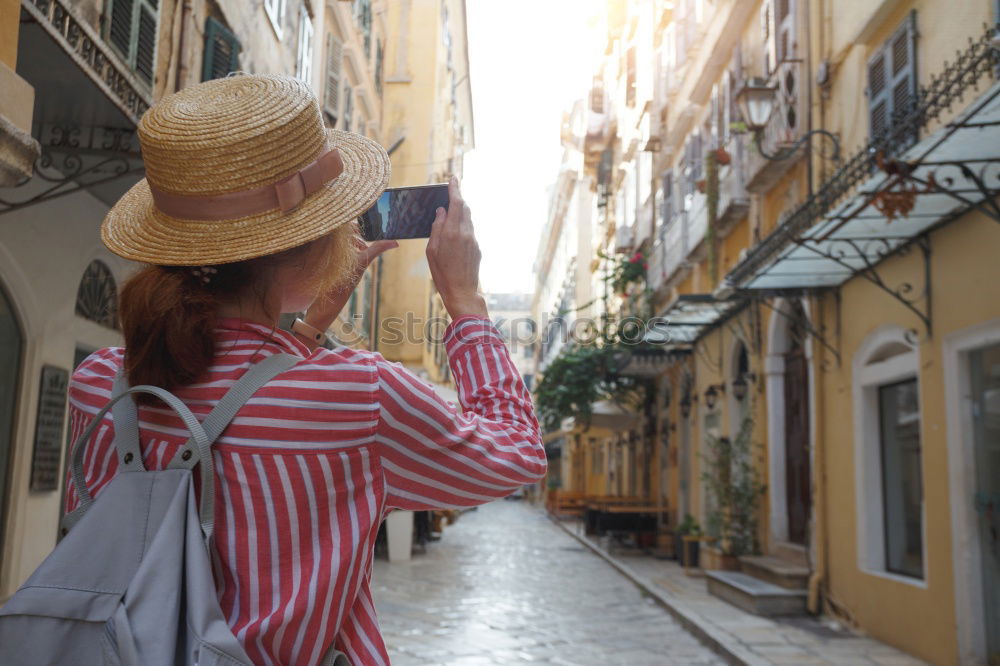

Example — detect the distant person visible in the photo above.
[65,75,545,666]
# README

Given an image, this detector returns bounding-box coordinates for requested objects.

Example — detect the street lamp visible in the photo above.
[736,77,842,163]
[704,384,725,410]
[679,395,692,419]
[732,375,748,402]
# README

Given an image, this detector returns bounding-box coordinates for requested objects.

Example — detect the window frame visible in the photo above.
[852,327,927,587]
[295,5,314,84]
[264,0,287,40]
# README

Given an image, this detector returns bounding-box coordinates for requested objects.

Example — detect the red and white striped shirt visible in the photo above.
[66,316,545,666]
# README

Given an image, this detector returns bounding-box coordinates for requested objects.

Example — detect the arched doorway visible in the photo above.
[765,298,813,549]
[0,282,24,555]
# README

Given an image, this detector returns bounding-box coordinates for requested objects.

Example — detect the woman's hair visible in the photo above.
[119,223,358,396]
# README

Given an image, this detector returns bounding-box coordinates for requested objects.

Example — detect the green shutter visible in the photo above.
[375,39,384,97]
[105,0,159,86]
[203,17,241,81]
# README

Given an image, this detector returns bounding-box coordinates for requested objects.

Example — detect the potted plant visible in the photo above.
[695,178,707,194]
[701,408,767,567]
[675,514,702,568]
[714,147,732,165]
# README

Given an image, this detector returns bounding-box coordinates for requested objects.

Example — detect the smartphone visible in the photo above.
[359,184,449,241]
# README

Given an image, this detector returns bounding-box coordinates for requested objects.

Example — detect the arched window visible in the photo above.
[852,326,924,583]
[75,261,118,330]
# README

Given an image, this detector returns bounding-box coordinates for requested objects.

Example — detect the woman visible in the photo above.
[65,74,545,666]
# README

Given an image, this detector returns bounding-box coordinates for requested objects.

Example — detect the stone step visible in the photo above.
[706,571,808,617]
[772,542,809,567]
[739,555,810,590]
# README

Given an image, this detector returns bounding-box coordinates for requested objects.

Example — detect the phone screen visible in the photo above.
[359,184,449,241]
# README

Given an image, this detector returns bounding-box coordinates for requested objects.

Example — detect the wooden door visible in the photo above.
[784,340,811,545]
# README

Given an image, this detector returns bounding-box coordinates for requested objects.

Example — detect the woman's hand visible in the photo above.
[426,178,488,319]
[304,236,397,331]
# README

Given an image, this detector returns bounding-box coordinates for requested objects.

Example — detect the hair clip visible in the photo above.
[191,266,218,284]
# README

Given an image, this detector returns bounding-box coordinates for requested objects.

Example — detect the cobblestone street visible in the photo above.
[372,501,724,665]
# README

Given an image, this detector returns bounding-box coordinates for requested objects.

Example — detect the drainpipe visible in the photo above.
[175,0,194,92]
[803,0,827,616]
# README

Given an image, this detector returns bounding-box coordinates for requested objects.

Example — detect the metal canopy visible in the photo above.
[648,294,746,345]
[743,82,1000,295]
[724,25,1000,338]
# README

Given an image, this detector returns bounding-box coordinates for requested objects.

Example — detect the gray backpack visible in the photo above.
[0,353,351,666]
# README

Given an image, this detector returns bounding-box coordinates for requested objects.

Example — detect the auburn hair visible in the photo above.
[119,224,359,399]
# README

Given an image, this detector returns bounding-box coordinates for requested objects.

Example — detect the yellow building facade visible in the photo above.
[540,1,1000,663]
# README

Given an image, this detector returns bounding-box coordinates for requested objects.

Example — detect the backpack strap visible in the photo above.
[109,369,145,471]
[166,352,299,543]
[62,384,211,533]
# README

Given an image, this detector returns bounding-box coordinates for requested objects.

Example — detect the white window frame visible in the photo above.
[264,0,287,40]
[944,317,1000,665]
[295,5,314,84]
[851,325,927,587]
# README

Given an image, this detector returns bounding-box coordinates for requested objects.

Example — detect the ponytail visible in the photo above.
[119,266,217,395]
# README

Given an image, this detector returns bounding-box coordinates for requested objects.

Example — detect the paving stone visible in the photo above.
[372,501,726,665]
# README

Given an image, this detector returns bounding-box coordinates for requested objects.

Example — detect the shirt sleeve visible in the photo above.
[373,316,546,510]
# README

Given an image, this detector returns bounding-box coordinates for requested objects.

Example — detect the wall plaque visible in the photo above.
[30,365,69,492]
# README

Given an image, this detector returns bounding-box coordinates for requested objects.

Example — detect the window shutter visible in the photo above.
[108,0,134,57]
[888,11,918,147]
[660,171,674,228]
[106,0,158,86]
[324,34,343,123]
[343,85,353,133]
[867,48,890,143]
[202,17,240,81]
[761,0,777,76]
[776,0,794,63]
[296,6,314,83]
[375,39,384,97]
[868,11,918,151]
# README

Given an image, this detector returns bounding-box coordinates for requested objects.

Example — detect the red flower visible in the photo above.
[629,251,642,263]
[643,262,648,269]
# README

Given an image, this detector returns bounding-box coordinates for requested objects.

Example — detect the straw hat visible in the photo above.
[101,74,391,266]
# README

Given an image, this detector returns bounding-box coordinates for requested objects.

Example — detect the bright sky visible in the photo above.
[463,0,606,295]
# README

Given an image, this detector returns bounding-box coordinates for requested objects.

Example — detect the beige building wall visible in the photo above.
[377,0,473,381]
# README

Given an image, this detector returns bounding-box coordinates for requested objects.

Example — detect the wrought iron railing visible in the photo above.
[21,0,152,126]
[727,23,1000,287]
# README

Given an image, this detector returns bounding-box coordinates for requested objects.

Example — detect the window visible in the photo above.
[853,328,925,583]
[264,0,287,39]
[660,170,674,232]
[323,34,343,125]
[867,11,918,153]
[374,39,384,97]
[878,379,924,578]
[295,6,314,84]
[626,46,636,107]
[75,260,118,330]
[354,0,372,58]
[106,0,159,86]
[342,85,354,133]
[202,17,240,81]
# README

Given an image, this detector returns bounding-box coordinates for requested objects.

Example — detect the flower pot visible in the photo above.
[695,179,707,194]
[715,147,732,165]
[676,535,700,567]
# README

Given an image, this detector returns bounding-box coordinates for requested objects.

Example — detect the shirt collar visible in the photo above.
[214,317,312,357]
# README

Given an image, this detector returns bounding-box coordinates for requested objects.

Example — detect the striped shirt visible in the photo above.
[65,316,545,665]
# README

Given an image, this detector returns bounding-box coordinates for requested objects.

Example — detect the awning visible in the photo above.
[737,81,1000,294]
[722,25,1000,338]
[648,293,746,346]
[560,400,639,435]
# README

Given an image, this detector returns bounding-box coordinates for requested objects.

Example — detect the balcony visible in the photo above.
[685,191,708,254]
[716,135,750,233]
[744,59,808,193]
[615,222,635,254]
[648,214,685,293]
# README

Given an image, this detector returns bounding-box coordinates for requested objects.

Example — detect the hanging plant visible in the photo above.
[695,178,707,193]
[714,147,732,165]
[602,249,647,296]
